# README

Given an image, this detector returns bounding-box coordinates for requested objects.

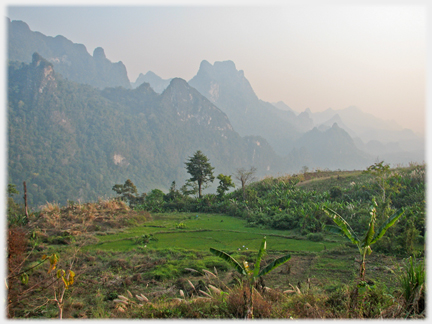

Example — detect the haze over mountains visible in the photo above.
[7,18,425,207]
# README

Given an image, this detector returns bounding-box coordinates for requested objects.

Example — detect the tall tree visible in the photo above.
[112,179,139,206]
[185,150,215,198]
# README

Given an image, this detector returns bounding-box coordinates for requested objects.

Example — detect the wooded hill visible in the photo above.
[7,54,284,207]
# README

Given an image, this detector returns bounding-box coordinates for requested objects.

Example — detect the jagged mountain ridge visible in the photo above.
[188,60,313,155]
[7,18,425,208]
[7,18,131,89]
[132,71,172,93]
[7,54,283,207]
[306,106,421,144]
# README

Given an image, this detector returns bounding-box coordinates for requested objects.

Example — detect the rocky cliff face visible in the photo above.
[160,78,234,133]
[8,57,285,206]
[8,18,131,89]
[29,52,58,95]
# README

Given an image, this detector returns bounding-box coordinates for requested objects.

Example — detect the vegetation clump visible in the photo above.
[6,162,425,319]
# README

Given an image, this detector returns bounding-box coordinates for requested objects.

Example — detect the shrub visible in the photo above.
[306,233,324,242]
[398,256,425,316]
[176,223,187,229]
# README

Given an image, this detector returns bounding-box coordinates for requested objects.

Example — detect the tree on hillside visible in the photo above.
[165,181,183,202]
[234,166,257,200]
[112,179,144,206]
[185,150,215,198]
[216,174,235,197]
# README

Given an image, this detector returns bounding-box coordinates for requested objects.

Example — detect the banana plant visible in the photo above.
[210,236,291,319]
[323,199,404,281]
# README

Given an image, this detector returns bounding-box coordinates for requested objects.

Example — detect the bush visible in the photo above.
[329,186,343,199]
[307,233,324,242]
[398,256,425,316]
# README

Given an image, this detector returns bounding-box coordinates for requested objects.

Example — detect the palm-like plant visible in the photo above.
[210,237,291,319]
[323,199,404,281]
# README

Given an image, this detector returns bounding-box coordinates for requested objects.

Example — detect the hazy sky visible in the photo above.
[4,1,428,134]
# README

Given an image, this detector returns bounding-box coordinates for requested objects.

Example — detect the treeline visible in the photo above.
[110,154,425,258]
[7,56,282,208]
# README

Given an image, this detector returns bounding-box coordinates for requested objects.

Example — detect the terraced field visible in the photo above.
[87,212,344,253]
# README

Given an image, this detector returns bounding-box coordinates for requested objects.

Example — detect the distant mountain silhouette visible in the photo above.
[7,18,425,208]
[188,60,313,155]
[8,18,131,89]
[290,123,373,170]
[132,71,172,93]
[303,105,424,163]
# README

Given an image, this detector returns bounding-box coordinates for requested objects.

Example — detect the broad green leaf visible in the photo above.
[253,237,267,278]
[371,209,405,244]
[363,207,376,247]
[323,207,360,245]
[258,254,291,277]
[324,225,347,237]
[210,248,246,276]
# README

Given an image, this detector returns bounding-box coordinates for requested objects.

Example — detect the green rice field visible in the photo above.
[86,212,343,253]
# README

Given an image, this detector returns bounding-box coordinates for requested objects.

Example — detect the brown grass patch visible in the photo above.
[27,199,152,240]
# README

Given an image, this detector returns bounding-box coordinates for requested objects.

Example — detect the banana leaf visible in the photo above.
[253,237,267,278]
[210,248,246,276]
[371,208,405,244]
[362,207,376,248]
[323,225,357,244]
[323,207,360,245]
[258,254,291,278]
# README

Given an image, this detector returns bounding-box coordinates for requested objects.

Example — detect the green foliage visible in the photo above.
[210,236,291,318]
[130,164,424,258]
[185,151,215,198]
[323,200,405,280]
[8,183,19,196]
[176,222,187,229]
[135,234,157,245]
[363,161,402,204]
[329,186,342,199]
[8,60,286,208]
[397,256,425,316]
[165,181,183,202]
[306,233,324,242]
[216,174,235,197]
[7,183,28,226]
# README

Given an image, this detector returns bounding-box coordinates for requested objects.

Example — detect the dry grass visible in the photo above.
[28,199,152,240]
[7,226,29,318]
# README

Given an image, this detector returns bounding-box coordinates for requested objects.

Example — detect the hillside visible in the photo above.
[7,54,284,207]
[7,164,425,319]
[7,18,425,205]
[290,123,372,170]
